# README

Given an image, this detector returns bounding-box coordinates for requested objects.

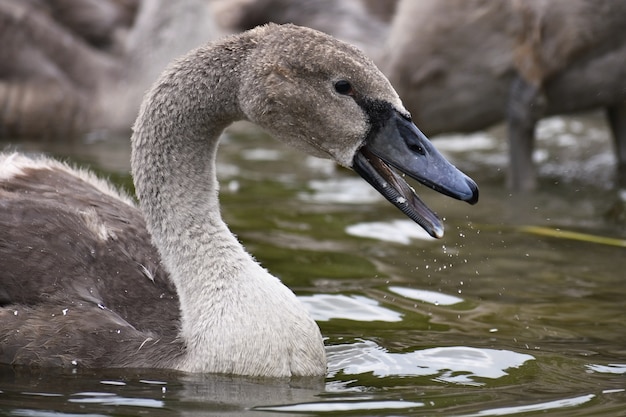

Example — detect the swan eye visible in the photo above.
[334,80,354,96]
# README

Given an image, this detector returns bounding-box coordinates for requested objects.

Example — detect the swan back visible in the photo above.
[0,153,182,368]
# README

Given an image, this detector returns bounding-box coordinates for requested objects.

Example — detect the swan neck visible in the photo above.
[132,38,249,225]
[130,40,251,327]
[128,32,326,376]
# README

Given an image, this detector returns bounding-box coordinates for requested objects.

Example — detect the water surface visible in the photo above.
[1,114,625,416]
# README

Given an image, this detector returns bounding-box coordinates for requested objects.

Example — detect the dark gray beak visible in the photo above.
[353,111,478,238]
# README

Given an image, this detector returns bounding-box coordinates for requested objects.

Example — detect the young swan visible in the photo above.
[0,24,478,377]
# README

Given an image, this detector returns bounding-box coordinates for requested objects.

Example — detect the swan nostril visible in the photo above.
[408,143,425,155]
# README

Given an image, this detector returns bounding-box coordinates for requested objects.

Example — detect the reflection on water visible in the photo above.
[326,340,534,384]
[1,114,626,415]
[299,177,380,204]
[460,393,597,417]
[301,294,403,322]
[587,364,626,374]
[255,399,426,413]
[389,285,464,305]
[346,219,435,244]
[68,391,164,408]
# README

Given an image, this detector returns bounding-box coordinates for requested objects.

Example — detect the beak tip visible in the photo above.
[464,178,479,205]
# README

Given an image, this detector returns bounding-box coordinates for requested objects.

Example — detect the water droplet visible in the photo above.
[228,180,240,193]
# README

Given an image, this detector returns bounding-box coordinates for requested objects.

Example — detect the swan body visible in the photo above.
[0,24,478,377]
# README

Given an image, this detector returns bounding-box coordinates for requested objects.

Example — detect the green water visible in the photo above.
[1,115,625,416]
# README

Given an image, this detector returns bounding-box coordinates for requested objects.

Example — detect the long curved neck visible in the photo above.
[130,38,253,350]
[129,30,326,376]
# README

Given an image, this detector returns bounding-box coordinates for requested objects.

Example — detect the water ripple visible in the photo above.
[300,294,402,322]
[346,220,435,244]
[255,399,425,413]
[327,340,534,386]
[460,393,595,416]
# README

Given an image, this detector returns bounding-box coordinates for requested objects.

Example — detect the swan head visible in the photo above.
[240,24,478,238]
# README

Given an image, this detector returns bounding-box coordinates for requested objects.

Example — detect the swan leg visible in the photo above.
[507,75,546,191]
[607,102,626,189]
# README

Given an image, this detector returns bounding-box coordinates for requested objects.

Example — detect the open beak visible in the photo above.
[353,111,478,238]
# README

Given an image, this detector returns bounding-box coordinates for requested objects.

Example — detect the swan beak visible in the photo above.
[353,111,479,238]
